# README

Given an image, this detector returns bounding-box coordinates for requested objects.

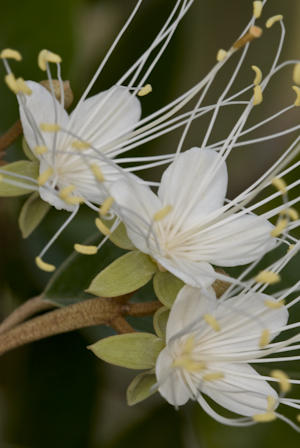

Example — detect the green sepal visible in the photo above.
[0,160,39,196]
[127,369,157,406]
[102,217,136,250]
[87,250,158,297]
[153,306,169,339]
[88,332,165,369]
[22,137,38,162]
[153,270,185,308]
[18,191,51,238]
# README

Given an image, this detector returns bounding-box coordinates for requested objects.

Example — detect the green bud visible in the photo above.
[153,270,185,308]
[18,191,51,238]
[102,217,136,250]
[22,137,38,162]
[153,306,170,339]
[127,369,157,406]
[0,160,39,196]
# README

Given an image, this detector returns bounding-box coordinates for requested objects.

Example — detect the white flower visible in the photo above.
[155,283,300,428]
[110,147,276,288]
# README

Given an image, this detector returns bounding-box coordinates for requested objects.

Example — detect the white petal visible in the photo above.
[201,363,278,417]
[70,86,141,151]
[166,285,216,341]
[158,148,228,226]
[156,347,191,406]
[18,81,69,151]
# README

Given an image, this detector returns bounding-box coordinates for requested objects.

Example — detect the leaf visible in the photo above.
[153,270,185,308]
[87,250,158,298]
[88,332,165,369]
[18,191,51,238]
[22,137,38,162]
[127,369,157,406]
[0,160,39,196]
[103,217,136,250]
[153,306,169,339]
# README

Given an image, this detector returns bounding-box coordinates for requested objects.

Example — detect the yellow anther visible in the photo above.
[38,49,62,71]
[37,167,54,186]
[4,73,18,94]
[264,299,284,309]
[292,86,300,106]
[64,196,84,205]
[91,164,105,182]
[259,329,270,348]
[95,218,111,236]
[272,177,287,194]
[72,140,90,149]
[297,414,300,423]
[280,207,299,221]
[267,396,277,412]
[34,145,48,155]
[100,196,115,216]
[138,84,152,96]
[252,65,262,85]
[0,48,22,61]
[255,270,281,284]
[271,218,288,237]
[153,205,173,221]
[266,15,283,28]
[203,372,224,382]
[74,244,98,255]
[293,63,300,85]
[182,336,195,355]
[16,78,32,95]
[35,256,56,272]
[253,1,263,19]
[203,314,220,332]
[216,49,227,62]
[288,244,295,254]
[271,370,291,393]
[253,85,263,105]
[173,358,205,372]
[233,26,262,50]
[40,123,61,132]
[253,412,276,422]
[58,185,76,200]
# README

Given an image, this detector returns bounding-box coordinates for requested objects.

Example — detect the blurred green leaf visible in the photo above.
[89,332,165,369]
[103,217,136,250]
[127,369,157,406]
[22,136,38,161]
[18,191,51,238]
[153,306,169,339]
[153,270,184,308]
[0,160,39,196]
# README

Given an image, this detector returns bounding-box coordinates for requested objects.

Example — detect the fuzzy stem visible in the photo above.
[0,120,23,151]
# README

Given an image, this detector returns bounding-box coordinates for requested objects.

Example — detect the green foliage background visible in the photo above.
[0,0,300,446]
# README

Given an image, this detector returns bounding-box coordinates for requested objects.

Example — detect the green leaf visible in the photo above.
[127,369,157,406]
[18,192,51,238]
[22,137,38,162]
[153,270,185,308]
[153,306,169,339]
[103,217,136,250]
[0,160,39,196]
[88,332,165,369]
[87,250,158,298]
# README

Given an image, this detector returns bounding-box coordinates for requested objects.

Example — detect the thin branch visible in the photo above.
[110,316,135,334]
[0,120,23,151]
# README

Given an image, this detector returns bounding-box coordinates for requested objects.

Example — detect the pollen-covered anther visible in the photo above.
[297,414,300,423]
[38,49,62,71]
[264,299,284,309]
[203,314,220,332]
[100,196,115,216]
[153,205,173,221]
[0,48,22,61]
[74,244,98,255]
[58,185,76,200]
[34,145,48,155]
[72,140,90,149]
[253,1,263,19]
[233,26,262,50]
[202,372,224,382]
[293,63,300,85]
[173,358,205,372]
[38,167,54,186]
[35,256,56,272]
[271,370,291,393]
[253,85,263,105]
[270,218,288,237]
[280,207,299,221]
[95,218,111,236]
[267,395,277,412]
[272,177,287,194]
[255,270,281,284]
[40,123,61,132]
[138,84,152,97]
[16,78,32,95]
[292,86,300,106]
[266,15,283,28]
[91,164,105,182]
[252,65,262,85]
[253,412,277,422]
[288,244,295,254]
[259,329,270,348]
[4,73,18,94]
[64,196,84,205]
[216,49,227,62]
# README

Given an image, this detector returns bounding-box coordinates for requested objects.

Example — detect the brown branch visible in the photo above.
[0,120,23,152]
[126,301,162,317]
[0,296,57,335]
[110,316,135,334]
